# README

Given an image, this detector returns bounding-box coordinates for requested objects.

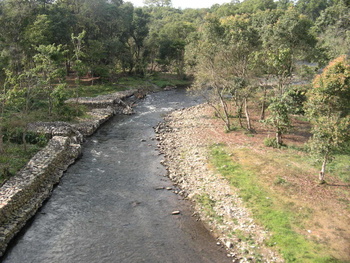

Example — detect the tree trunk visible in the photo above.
[276,130,282,146]
[260,86,267,120]
[319,153,329,184]
[22,126,27,152]
[218,89,231,131]
[244,98,252,131]
[237,102,244,128]
[0,134,4,154]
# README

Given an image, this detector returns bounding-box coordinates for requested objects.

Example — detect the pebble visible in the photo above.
[172,211,181,215]
[156,105,284,263]
[226,241,233,248]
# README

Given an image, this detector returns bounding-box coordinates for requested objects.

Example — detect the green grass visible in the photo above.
[210,144,341,263]
[327,154,350,183]
[70,84,128,98]
[284,144,350,184]
[194,193,224,224]
[0,143,44,185]
[67,75,192,98]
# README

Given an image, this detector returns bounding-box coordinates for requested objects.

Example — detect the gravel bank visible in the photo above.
[156,104,283,263]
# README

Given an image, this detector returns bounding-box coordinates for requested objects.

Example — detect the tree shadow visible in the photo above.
[326,183,350,187]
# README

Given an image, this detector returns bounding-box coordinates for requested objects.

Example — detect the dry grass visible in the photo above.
[191,104,350,261]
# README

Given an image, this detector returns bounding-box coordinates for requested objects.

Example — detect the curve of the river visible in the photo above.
[1,89,231,263]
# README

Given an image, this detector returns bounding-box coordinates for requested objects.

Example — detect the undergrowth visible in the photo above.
[0,143,44,185]
[194,193,224,224]
[210,144,341,263]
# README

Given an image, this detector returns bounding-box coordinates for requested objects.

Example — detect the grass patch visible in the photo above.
[210,144,340,263]
[69,84,128,98]
[0,143,44,185]
[327,154,350,183]
[67,75,192,98]
[194,193,223,224]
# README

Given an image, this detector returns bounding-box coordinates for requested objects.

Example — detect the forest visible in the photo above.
[0,0,349,180]
[0,0,350,261]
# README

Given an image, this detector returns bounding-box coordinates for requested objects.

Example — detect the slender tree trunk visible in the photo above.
[22,125,27,152]
[48,88,53,116]
[244,98,252,131]
[260,86,267,120]
[217,88,231,131]
[276,130,282,146]
[319,153,329,184]
[237,102,244,128]
[0,134,4,154]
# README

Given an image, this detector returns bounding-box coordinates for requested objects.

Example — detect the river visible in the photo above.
[1,89,231,263]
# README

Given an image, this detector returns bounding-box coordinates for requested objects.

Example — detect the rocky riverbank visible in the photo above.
[156,104,283,263]
[0,89,138,257]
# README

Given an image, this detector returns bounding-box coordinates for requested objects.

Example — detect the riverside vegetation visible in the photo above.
[0,0,349,262]
[156,104,349,262]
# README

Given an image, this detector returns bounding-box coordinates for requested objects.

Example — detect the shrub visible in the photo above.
[264,137,279,148]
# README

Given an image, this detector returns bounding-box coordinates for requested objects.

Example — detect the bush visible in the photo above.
[264,137,279,148]
[3,128,48,146]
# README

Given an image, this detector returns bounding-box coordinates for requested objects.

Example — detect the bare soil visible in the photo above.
[157,103,350,262]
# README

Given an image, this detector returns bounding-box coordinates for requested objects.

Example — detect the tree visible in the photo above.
[130,8,150,75]
[71,30,87,103]
[3,68,39,152]
[237,0,276,14]
[305,55,350,183]
[314,1,350,61]
[189,14,259,132]
[296,0,330,21]
[144,0,172,7]
[265,95,292,145]
[158,20,195,78]
[32,44,67,115]
[253,7,317,145]
[220,14,260,131]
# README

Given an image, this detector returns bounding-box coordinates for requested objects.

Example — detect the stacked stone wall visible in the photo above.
[0,137,81,256]
[0,89,138,257]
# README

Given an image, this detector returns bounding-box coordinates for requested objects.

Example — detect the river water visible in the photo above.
[1,89,231,263]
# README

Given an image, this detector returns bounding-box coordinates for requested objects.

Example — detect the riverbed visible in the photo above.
[1,89,231,263]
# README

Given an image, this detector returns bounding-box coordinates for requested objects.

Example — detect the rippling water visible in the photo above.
[1,89,230,263]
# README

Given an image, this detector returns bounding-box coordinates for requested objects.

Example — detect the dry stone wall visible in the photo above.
[0,136,81,256]
[0,89,137,257]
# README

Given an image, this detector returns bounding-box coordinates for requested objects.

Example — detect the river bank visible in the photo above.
[1,88,232,263]
[156,104,283,263]
[156,101,350,262]
[0,89,137,257]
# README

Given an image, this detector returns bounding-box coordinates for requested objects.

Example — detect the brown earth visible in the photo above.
[156,103,350,262]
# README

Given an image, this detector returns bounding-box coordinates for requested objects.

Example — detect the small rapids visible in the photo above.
[1,89,230,263]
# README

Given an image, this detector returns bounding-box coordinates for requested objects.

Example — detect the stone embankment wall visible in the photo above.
[0,89,138,257]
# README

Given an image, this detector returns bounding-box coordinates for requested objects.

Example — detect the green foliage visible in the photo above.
[264,137,280,148]
[3,128,47,147]
[296,0,330,21]
[306,55,350,151]
[305,55,350,181]
[314,1,350,60]
[327,154,350,182]
[238,0,277,14]
[194,193,223,223]
[265,95,292,145]
[0,142,44,185]
[144,0,172,7]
